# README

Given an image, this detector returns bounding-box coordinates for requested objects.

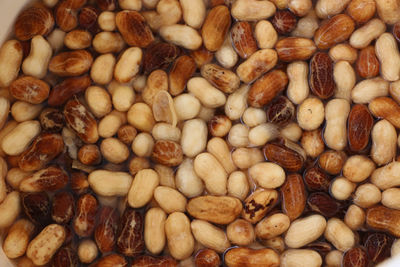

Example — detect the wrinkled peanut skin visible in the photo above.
[367,206,400,237]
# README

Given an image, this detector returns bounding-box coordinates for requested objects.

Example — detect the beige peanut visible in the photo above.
[145,207,166,255]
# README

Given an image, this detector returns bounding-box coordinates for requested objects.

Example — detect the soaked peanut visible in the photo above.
[1,0,400,266]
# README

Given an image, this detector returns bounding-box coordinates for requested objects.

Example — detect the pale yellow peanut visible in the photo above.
[145,207,166,255]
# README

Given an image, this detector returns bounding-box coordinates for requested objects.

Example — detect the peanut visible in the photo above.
[225,85,249,120]
[1,120,41,156]
[291,10,319,38]
[232,147,264,169]
[216,36,238,69]
[375,33,400,81]
[165,212,194,260]
[88,170,133,197]
[342,155,375,183]
[144,207,166,255]
[78,239,98,264]
[154,186,187,213]
[227,171,249,201]
[181,119,207,158]
[353,183,382,208]
[2,219,35,259]
[231,0,276,21]
[187,77,226,108]
[249,162,285,189]
[351,77,389,103]
[98,110,126,138]
[85,86,112,118]
[0,40,23,87]
[255,213,290,240]
[26,224,66,265]
[371,119,397,165]
[325,218,355,251]
[371,161,400,190]
[297,97,325,131]
[11,101,44,122]
[0,191,20,228]
[333,61,356,101]
[324,99,350,151]
[175,158,204,198]
[280,249,322,267]
[180,0,205,29]
[344,204,366,230]
[382,188,400,210]
[228,124,249,148]
[114,47,142,83]
[330,177,356,201]
[375,0,400,25]
[349,18,386,49]
[194,152,227,195]
[225,247,280,267]
[90,54,116,85]
[315,0,351,18]
[329,43,358,63]
[131,133,154,157]
[93,32,125,54]
[255,20,278,49]
[284,214,326,248]
[160,24,202,50]
[227,219,255,246]
[22,35,52,79]
[287,61,309,104]
[191,220,230,253]
[242,107,267,127]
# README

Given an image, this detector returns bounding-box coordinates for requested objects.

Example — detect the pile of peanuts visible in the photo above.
[2,0,400,266]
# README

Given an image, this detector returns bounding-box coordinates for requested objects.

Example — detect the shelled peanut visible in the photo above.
[1,0,400,266]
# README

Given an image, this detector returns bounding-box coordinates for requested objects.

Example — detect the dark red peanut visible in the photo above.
[22,192,50,225]
[310,52,335,99]
[20,166,69,192]
[73,193,98,237]
[117,208,144,257]
[364,232,394,263]
[18,133,64,172]
[195,249,221,267]
[356,46,380,79]
[39,108,65,133]
[78,5,100,33]
[263,142,304,172]
[48,75,91,107]
[271,10,297,34]
[131,255,178,267]
[152,140,183,167]
[89,254,127,267]
[342,247,369,267]
[348,104,373,152]
[51,191,75,224]
[9,76,50,104]
[52,246,79,267]
[143,42,179,74]
[64,98,99,144]
[95,206,119,253]
[266,96,295,126]
[14,6,54,41]
[231,21,258,59]
[303,166,331,192]
[281,174,306,221]
[248,70,288,108]
[307,192,341,217]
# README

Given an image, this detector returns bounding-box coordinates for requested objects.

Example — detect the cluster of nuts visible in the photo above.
[2,0,400,266]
